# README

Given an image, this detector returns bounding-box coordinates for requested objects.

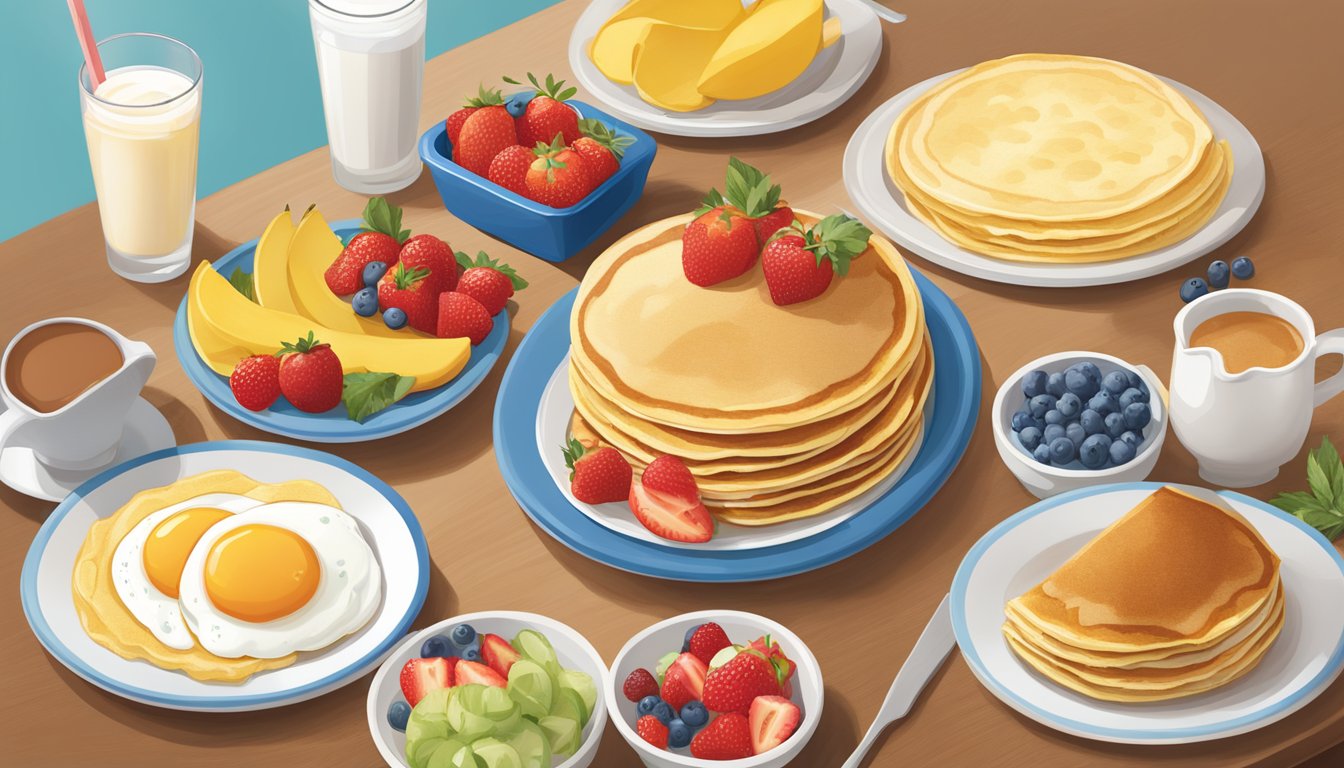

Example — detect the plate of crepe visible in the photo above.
[19,440,428,711]
[494,214,980,581]
[844,54,1266,287]
[951,483,1344,744]
[568,0,883,137]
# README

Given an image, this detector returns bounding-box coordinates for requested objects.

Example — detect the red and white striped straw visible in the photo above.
[66,0,106,89]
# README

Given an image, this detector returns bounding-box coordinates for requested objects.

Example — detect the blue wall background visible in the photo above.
[0,0,559,243]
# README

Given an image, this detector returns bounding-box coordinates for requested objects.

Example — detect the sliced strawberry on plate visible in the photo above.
[661,652,708,711]
[480,633,522,678]
[749,695,802,755]
[629,455,714,543]
[454,659,507,688]
[399,656,454,707]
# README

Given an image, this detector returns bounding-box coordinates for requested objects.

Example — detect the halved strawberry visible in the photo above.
[629,455,714,543]
[454,659,507,688]
[749,695,802,756]
[661,652,708,711]
[399,657,454,707]
[481,633,522,678]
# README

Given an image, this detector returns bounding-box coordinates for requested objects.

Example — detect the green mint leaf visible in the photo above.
[360,197,409,243]
[1315,436,1344,503]
[228,268,255,302]
[454,250,474,270]
[342,372,415,422]
[1307,449,1335,508]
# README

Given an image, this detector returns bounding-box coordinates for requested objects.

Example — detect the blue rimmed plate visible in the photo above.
[173,219,508,443]
[20,440,428,712]
[951,482,1344,744]
[493,266,980,582]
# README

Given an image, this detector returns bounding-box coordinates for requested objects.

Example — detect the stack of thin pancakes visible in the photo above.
[567,212,932,526]
[885,54,1233,263]
[1003,487,1283,702]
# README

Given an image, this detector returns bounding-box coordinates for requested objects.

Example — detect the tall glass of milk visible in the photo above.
[309,0,427,194]
[79,33,202,283]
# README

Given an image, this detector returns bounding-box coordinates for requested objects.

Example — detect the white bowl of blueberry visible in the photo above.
[993,351,1168,499]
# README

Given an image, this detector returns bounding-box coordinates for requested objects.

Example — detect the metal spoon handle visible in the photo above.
[861,0,908,24]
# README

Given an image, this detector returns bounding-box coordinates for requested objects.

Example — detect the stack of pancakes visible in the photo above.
[885,54,1233,263]
[567,212,932,526]
[1004,486,1283,702]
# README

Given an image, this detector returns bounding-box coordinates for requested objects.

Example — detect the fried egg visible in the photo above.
[177,501,381,659]
[111,493,268,650]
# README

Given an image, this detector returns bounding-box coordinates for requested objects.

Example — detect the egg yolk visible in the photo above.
[143,507,235,599]
[203,524,320,623]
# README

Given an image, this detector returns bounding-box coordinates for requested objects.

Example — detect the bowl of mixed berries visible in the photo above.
[608,611,821,767]
[419,72,656,263]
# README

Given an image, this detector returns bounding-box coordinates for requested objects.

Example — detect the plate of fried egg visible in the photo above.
[20,440,428,711]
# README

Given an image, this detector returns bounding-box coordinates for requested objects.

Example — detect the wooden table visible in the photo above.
[5,0,1343,765]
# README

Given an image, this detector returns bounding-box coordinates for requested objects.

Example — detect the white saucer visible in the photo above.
[0,397,175,502]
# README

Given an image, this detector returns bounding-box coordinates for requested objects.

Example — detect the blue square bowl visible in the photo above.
[418,100,656,262]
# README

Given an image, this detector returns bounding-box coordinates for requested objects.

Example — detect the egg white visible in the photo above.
[177,501,382,659]
[111,493,267,650]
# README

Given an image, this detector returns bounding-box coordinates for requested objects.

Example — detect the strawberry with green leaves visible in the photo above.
[378,263,439,334]
[505,72,580,147]
[562,438,632,504]
[446,84,505,145]
[761,214,872,306]
[680,158,791,287]
[454,250,527,316]
[525,136,593,208]
[398,233,458,296]
[324,198,408,295]
[453,86,518,176]
[277,332,344,414]
[572,118,634,187]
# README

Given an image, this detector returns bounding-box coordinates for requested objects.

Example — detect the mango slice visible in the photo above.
[589,0,744,85]
[697,0,827,100]
[251,208,301,313]
[632,24,727,112]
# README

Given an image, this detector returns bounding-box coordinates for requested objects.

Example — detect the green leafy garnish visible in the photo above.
[228,268,255,301]
[454,250,529,291]
[504,72,577,102]
[359,197,411,243]
[577,118,635,161]
[342,372,415,422]
[779,214,873,276]
[1270,436,1344,540]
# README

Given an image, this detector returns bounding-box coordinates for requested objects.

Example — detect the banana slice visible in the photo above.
[632,24,727,112]
[697,0,839,101]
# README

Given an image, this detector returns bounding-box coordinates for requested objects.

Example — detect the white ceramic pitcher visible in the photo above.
[1170,289,1344,487]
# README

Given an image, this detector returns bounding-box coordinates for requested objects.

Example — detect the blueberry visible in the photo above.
[362,260,388,287]
[1028,394,1057,419]
[1064,368,1098,399]
[505,91,534,119]
[1110,439,1136,465]
[352,287,379,317]
[1048,436,1076,465]
[1180,277,1210,303]
[387,700,411,732]
[450,624,476,647]
[1119,387,1148,408]
[1033,443,1052,464]
[1124,370,1144,391]
[1056,392,1082,418]
[667,718,692,748]
[1102,371,1129,395]
[383,307,408,329]
[1021,369,1049,399]
[680,701,709,729]
[1044,424,1066,444]
[1019,426,1043,451]
[1207,259,1230,290]
[1123,402,1152,430]
[1076,362,1102,385]
[651,700,676,725]
[1079,409,1104,435]
[1044,409,1065,426]
[1078,434,1112,469]
[421,634,456,659]
[682,624,701,653]
[1066,422,1087,448]
[1104,412,1126,438]
[1231,256,1255,280]
[1011,410,1034,432]
[1046,371,1067,398]
[1087,390,1118,416]
[637,695,662,717]
[461,644,482,663]
[1120,430,1143,449]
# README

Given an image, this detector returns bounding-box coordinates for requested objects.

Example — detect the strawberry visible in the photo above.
[690,712,753,760]
[622,668,660,702]
[399,656,454,707]
[661,652,708,711]
[399,234,458,295]
[454,250,528,316]
[746,635,797,697]
[572,117,634,187]
[681,206,759,287]
[378,263,439,334]
[436,291,493,345]
[525,136,592,208]
[636,715,670,749]
[486,144,533,196]
[480,633,521,678]
[454,659,507,688]
[702,649,783,715]
[276,332,343,413]
[561,438,632,504]
[761,214,872,306]
[505,72,580,148]
[323,198,408,295]
[754,204,795,243]
[749,695,801,755]
[629,455,715,543]
[688,622,733,667]
[229,355,281,411]
[446,84,505,146]
[455,99,518,177]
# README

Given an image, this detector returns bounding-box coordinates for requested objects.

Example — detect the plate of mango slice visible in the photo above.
[569,0,883,137]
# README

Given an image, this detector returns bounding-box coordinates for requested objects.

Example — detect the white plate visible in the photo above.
[568,0,883,138]
[951,482,1344,744]
[843,70,1266,287]
[537,355,927,551]
[19,440,428,712]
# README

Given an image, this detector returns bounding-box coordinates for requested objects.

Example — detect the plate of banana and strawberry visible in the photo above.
[173,199,520,442]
